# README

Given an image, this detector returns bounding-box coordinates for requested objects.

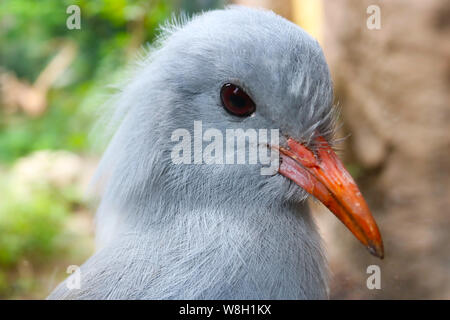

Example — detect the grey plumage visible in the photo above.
[48,6,335,300]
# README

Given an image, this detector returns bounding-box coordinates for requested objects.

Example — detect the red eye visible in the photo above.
[220,83,256,117]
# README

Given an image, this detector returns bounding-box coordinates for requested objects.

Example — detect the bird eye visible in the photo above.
[220,83,256,117]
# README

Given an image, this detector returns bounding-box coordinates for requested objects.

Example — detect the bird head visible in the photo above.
[96,6,383,258]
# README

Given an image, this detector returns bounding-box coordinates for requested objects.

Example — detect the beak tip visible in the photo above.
[367,242,384,259]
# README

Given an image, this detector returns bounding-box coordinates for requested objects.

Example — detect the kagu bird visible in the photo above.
[49,6,383,300]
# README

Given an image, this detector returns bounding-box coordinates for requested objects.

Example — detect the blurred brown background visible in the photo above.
[1,0,448,299]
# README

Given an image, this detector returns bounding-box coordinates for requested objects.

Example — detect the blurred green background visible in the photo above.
[0,0,223,299]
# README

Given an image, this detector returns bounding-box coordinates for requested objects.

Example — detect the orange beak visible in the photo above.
[278,136,384,258]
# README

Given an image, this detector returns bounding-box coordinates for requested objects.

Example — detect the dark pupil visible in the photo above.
[229,90,246,109]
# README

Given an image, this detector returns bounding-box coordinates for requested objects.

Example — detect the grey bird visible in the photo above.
[48,6,383,300]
